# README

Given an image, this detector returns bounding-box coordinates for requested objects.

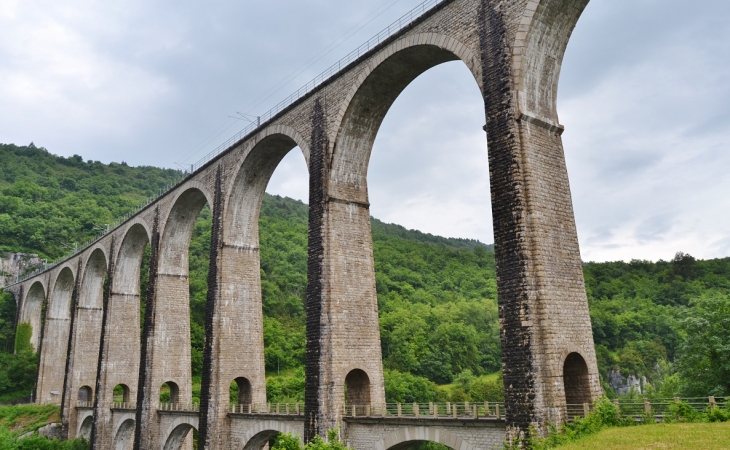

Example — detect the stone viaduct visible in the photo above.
[5,0,602,448]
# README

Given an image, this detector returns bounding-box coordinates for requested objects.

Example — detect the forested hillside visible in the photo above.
[1,143,728,404]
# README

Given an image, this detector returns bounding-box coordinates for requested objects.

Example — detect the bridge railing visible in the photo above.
[230,403,303,415]
[186,0,446,175]
[566,396,727,420]
[111,402,137,410]
[159,402,200,412]
[76,401,94,409]
[9,0,453,288]
[343,402,505,419]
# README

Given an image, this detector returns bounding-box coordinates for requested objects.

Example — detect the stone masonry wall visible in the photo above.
[344,418,506,450]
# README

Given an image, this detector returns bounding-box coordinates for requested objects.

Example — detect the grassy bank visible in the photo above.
[0,405,59,436]
[557,422,730,449]
[0,404,89,449]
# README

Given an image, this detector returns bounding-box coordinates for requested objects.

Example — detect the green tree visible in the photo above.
[676,291,730,396]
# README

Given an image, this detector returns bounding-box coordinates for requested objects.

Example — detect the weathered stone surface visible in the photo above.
[344,418,506,450]
[0,252,41,288]
[7,0,602,447]
[37,422,65,440]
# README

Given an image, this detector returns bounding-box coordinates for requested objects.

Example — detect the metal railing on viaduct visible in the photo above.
[5,0,606,448]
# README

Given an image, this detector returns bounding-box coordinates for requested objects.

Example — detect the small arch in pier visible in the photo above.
[77,385,93,403]
[230,377,252,406]
[160,381,180,404]
[563,352,591,406]
[113,384,131,403]
[345,369,371,407]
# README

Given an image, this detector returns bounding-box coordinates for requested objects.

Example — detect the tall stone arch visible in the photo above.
[18,280,46,352]
[134,184,213,450]
[302,0,601,437]
[63,247,108,439]
[198,126,310,449]
[305,33,483,437]
[36,267,75,404]
[93,220,152,448]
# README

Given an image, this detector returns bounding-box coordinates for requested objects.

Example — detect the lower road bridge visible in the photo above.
[85,403,506,450]
[6,0,604,448]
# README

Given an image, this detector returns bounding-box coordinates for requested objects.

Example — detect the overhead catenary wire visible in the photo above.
[176,117,241,165]
[179,0,408,165]
[237,0,408,117]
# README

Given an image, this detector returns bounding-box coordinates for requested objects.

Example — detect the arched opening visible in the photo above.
[113,384,131,403]
[221,130,309,407]
[36,267,74,404]
[563,352,591,406]
[101,223,150,408]
[79,249,108,310]
[345,369,371,411]
[242,430,301,450]
[230,377,252,406]
[78,415,93,440]
[163,423,198,450]
[377,426,478,450]
[48,268,74,319]
[18,281,45,352]
[160,381,180,404]
[67,246,107,439]
[113,419,135,450]
[84,225,149,450]
[388,442,453,450]
[330,36,499,409]
[78,385,93,403]
[153,187,211,407]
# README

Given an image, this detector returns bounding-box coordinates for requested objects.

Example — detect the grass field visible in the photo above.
[557,422,730,449]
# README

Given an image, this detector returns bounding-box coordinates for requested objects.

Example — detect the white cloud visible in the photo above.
[561,0,730,261]
[0,1,175,156]
[2,0,730,262]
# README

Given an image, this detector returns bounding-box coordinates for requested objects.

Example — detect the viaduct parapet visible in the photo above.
[6,0,601,448]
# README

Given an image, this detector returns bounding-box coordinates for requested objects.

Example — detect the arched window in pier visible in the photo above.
[78,386,93,403]
[563,352,591,406]
[160,381,180,404]
[345,369,371,409]
[230,377,252,407]
[113,384,131,403]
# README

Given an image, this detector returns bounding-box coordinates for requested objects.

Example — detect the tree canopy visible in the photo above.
[0,143,729,402]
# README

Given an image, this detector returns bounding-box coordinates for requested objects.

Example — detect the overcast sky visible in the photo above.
[2,0,729,262]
